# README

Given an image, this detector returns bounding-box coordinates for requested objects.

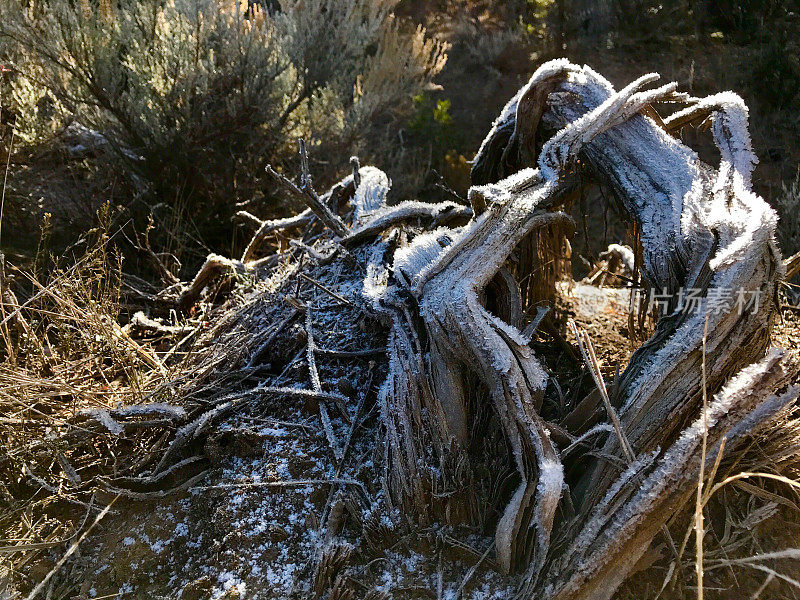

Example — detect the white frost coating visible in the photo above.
[392,227,453,286]
[79,409,123,435]
[494,476,531,570]
[532,455,565,572]
[483,308,531,351]
[480,305,551,397]
[663,92,777,273]
[112,403,187,420]
[473,58,581,166]
[412,179,557,299]
[666,93,757,188]
[350,166,391,223]
[381,61,782,596]
[467,294,513,377]
[620,93,779,414]
[397,177,562,575]
[561,423,615,456]
[703,95,775,271]
[348,200,472,244]
[534,66,781,427]
[389,149,567,576]
[618,349,781,513]
[549,351,789,597]
[551,65,698,289]
[559,449,659,565]
[408,215,481,296]
[599,244,635,274]
[499,166,543,195]
[699,348,785,421]
[621,264,739,414]
[361,241,391,311]
[539,72,663,180]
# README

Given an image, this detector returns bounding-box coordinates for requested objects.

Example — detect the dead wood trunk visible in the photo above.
[174,59,799,599]
[373,60,797,597]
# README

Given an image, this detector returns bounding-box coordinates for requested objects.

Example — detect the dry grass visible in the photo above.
[777,171,800,261]
[0,207,199,589]
[1,120,800,600]
[2,214,800,598]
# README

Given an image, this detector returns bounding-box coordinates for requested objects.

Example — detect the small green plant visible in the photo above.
[433,98,453,126]
[409,93,457,150]
[406,92,473,195]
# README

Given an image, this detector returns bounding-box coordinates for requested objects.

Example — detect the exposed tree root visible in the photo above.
[140,59,800,599]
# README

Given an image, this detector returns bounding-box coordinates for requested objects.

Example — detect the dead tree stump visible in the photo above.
[372,60,797,597]
[176,59,799,599]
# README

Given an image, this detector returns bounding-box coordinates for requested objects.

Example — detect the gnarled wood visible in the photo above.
[376,59,796,596]
[170,59,798,600]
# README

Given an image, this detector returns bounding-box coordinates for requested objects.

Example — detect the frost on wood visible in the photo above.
[167,60,798,599]
[374,59,793,597]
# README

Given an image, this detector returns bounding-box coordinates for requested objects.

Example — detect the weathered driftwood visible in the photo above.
[175,59,798,598]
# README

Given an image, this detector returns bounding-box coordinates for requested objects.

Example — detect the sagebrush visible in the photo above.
[0,0,447,253]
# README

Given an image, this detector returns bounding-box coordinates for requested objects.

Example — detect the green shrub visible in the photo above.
[0,0,447,254]
[704,0,785,39]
